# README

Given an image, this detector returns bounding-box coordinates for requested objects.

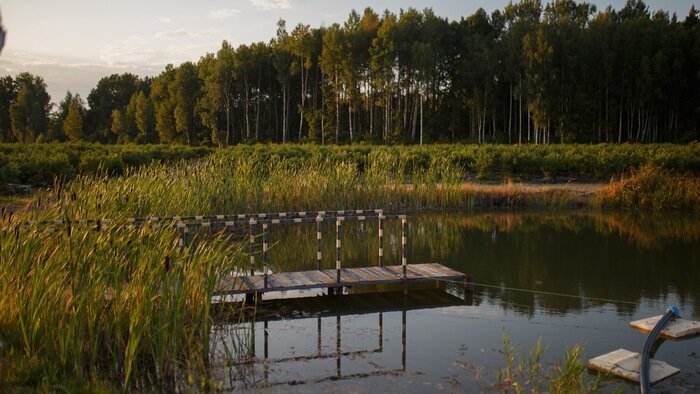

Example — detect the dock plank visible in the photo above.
[216,263,466,295]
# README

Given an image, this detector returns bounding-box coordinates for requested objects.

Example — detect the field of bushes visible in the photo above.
[218,143,700,180]
[0,143,212,191]
[2,143,700,192]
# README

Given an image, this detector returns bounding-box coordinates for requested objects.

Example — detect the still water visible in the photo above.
[211,211,700,392]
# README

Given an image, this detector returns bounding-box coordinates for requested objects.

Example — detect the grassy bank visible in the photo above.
[600,164,700,211]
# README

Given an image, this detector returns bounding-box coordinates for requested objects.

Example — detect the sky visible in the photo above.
[0,0,696,104]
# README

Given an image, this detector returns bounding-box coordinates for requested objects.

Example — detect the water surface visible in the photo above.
[211,211,700,392]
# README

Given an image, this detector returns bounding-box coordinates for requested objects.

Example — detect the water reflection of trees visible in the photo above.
[413,211,700,317]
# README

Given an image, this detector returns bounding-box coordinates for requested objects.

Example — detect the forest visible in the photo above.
[1,0,699,146]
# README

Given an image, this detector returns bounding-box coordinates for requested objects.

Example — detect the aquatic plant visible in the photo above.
[497,333,600,393]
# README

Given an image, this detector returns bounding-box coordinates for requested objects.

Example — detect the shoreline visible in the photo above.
[1,181,609,215]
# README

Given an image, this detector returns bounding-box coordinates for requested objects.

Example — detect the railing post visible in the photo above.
[177,222,186,248]
[263,223,269,289]
[336,218,342,284]
[316,215,323,270]
[378,215,384,267]
[402,217,408,295]
[183,225,189,247]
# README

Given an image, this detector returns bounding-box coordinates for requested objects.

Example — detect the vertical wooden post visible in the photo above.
[249,221,256,276]
[336,218,342,284]
[378,216,384,267]
[316,216,323,270]
[263,223,269,289]
[402,217,408,295]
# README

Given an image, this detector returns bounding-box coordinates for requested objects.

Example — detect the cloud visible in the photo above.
[155,29,214,39]
[209,9,241,19]
[157,17,172,23]
[250,0,296,10]
[0,50,160,103]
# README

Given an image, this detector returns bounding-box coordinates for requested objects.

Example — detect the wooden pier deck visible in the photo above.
[216,263,466,295]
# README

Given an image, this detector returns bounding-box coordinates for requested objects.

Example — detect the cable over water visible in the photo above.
[438,278,638,306]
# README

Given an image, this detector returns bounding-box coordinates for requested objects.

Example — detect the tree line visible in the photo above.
[1,0,699,146]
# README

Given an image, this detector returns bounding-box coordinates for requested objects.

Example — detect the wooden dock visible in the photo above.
[216,263,466,295]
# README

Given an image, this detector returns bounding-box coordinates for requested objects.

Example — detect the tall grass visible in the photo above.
[497,333,599,393]
[0,211,243,390]
[26,150,464,221]
[4,142,700,192]
[601,164,700,212]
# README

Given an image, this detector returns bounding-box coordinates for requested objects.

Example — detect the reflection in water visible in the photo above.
[256,211,700,315]
[206,211,699,391]
[212,290,464,389]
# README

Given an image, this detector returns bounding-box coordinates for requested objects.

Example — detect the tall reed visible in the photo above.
[0,211,243,390]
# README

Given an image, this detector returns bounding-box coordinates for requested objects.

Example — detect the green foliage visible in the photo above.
[2,142,699,197]
[0,143,212,189]
[497,333,600,393]
[63,100,84,141]
[0,211,243,389]
[8,2,700,145]
[86,73,145,142]
[8,73,51,143]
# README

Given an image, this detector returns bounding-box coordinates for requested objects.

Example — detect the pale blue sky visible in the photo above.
[0,0,696,103]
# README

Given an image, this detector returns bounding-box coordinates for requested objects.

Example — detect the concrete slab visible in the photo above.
[587,348,679,384]
[630,316,700,339]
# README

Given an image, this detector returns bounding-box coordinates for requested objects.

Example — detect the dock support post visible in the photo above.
[263,223,268,289]
[463,274,473,303]
[402,217,408,296]
[249,221,256,276]
[378,216,384,267]
[316,216,322,270]
[336,218,342,285]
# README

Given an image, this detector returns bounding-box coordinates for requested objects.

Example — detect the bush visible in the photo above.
[601,164,700,211]
[0,143,213,190]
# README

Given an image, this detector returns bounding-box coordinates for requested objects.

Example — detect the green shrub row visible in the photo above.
[0,143,212,190]
[2,142,699,191]
[218,143,700,180]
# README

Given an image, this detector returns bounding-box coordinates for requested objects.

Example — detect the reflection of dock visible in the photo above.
[216,288,467,323]
[217,290,464,388]
[216,263,466,296]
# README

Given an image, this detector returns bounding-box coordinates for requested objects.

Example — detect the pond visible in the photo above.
[210,211,700,392]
